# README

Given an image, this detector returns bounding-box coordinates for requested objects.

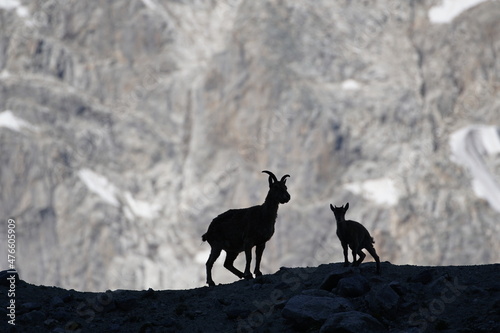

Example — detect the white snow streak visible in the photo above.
[78,169,120,206]
[429,0,490,24]
[341,79,361,91]
[450,125,500,212]
[124,192,161,219]
[195,250,211,264]
[345,178,400,206]
[0,0,29,18]
[0,110,37,132]
[140,0,159,11]
[78,169,161,218]
[0,0,19,10]
[0,70,11,79]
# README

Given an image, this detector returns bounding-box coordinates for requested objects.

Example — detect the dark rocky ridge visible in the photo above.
[1,263,499,332]
[0,0,499,291]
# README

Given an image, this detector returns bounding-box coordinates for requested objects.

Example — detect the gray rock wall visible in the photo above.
[0,0,498,291]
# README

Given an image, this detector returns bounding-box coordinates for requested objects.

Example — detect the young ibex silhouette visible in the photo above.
[202,170,291,286]
[331,202,380,273]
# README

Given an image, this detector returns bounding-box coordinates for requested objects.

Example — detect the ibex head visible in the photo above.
[262,170,291,204]
[330,202,349,221]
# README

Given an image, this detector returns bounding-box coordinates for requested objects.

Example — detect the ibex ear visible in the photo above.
[344,202,349,211]
[330,204,334,211]
[268,177,274,186]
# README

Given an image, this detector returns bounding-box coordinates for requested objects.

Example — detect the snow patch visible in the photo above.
[341,79,361,91]
[140,0,158,11]
[15,4,28,17]
[450,125,500,212]
[0,70,11,79]
[481,126,500,155]
[195,250,211,264]
[78,168,161,218]
[0,0,29,18]
[428,0,490,24]
[0,0,19,10]
[345,178,400,206]
[123,192,161,219]
[0,110,37,132]
[78,169,120,206]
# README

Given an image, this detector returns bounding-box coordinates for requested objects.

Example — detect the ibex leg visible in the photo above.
[254,243,265,277]
[243,246,253,280]
[342,242,350,267]
[356,249,366,266]
[206,247,222,286]
[223,251,244,278]
[366,246,381,274]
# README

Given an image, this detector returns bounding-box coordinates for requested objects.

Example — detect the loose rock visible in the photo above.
[320,311,386,333]
[282,295,353,328]
[336,274,370,297]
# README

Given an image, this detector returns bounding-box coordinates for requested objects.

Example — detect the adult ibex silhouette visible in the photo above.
[202,170,291,286]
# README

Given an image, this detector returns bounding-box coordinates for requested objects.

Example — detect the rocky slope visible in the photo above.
[1,263,499,332]
[0,0,499,292]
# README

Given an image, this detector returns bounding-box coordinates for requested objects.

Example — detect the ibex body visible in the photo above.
[202,170,291,286]
[331,203,380,273]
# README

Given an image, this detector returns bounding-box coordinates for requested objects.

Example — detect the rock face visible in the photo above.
[0,1,499,291]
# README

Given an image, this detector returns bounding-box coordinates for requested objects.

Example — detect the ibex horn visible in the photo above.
[280,174,290,182]
[262,170,278,184]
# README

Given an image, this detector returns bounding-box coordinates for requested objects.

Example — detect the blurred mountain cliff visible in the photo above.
[0,0,499,291]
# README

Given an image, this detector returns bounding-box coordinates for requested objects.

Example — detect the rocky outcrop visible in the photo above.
[0,263,498,333]
[320,311,386,333]
[0,0,499,291]
[282,294,353,329]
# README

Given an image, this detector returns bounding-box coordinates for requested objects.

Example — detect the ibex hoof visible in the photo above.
[207,281,216,287]
[254,271,263,277]
[244,273,254,280]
